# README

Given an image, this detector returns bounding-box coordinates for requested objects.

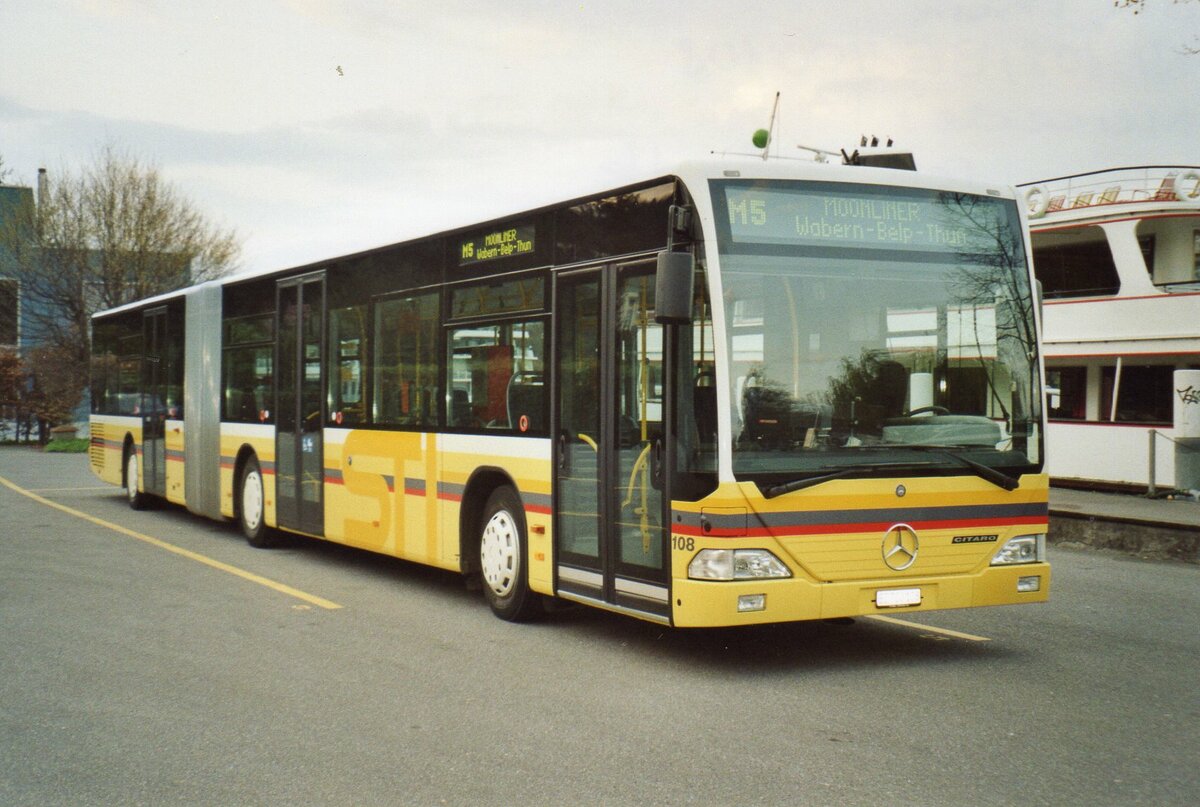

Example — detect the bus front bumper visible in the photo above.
[670,562,1050,628]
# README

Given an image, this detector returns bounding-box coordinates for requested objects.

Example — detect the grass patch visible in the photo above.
[43,438,90,454]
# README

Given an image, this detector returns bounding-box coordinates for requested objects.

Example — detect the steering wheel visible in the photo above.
[905,405,950,416]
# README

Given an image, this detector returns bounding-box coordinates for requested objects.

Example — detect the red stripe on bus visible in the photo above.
[672,515,1048,539]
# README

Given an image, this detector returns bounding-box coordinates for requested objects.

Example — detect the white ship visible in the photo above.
[1019,166,1200,491]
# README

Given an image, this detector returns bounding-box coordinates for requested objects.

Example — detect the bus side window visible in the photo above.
[222,345,272,423]
[675,269,719,498]
[446,319,545,434]
[507,372,544,433]
[693,368,717,444]
[329,304,366,426]
[374,292,440,427]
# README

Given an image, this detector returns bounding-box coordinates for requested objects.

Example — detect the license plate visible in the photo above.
[876,587,922,608]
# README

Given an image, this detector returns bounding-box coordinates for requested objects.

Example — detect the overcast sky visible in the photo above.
[2,0,1197,274]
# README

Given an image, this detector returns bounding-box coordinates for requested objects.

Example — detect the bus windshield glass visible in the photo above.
[712,179,1042,482]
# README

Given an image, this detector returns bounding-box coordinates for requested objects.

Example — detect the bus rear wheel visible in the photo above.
[124,449,146,510]
[239,456,276,548]
[479,486,542,621]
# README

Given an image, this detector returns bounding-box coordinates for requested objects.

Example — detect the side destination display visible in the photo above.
[459,224,535,266]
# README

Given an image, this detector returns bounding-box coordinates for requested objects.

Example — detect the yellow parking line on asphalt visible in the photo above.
[0,474,343,611]
[865,614,991,642]
[28,486,116,492]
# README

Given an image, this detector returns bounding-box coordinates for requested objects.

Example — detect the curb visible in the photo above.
[1049,510,1200,564]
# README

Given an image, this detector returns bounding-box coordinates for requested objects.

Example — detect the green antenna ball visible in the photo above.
[752,128,770,149]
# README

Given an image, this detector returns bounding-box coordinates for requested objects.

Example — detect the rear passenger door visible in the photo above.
[276,273,325,536]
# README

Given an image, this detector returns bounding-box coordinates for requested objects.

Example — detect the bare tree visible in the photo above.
[1116,0,1200,53]
[0,144,241,431]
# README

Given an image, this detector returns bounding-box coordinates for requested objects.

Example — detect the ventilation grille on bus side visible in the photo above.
[90,423,105,472]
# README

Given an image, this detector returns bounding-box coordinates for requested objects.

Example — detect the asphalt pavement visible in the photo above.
[1,447,1197,806]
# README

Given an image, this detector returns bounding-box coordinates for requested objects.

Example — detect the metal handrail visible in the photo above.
[1021,165,1200,217]
[1017,165,1200,188]
[1147,428,1200,497]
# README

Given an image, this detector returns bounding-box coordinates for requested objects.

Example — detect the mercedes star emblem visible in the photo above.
[882,523,919,571]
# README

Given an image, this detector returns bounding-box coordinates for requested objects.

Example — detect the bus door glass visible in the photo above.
[276,274,326,535]
[141,306,168,497]
[554,260,669,618]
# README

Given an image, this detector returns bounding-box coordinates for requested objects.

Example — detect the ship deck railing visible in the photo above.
[1019,165,1200,218]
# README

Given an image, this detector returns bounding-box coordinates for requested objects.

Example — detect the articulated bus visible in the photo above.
[89,156,1050,627]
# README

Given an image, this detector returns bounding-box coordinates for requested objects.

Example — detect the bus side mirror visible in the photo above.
[655,251,694,325]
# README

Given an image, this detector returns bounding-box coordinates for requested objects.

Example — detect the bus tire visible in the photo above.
[479,486,542,622]
[239,455,276,548]
[124,448,147,510]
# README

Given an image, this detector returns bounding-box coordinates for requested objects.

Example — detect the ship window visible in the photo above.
[1102,365,1174,425]
[1139,235,1155,276]
[1135,216,1200,285]
[1031,226,1119,298]
[1046,366,1087,420]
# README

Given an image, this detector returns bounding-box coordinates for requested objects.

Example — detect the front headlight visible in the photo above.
[688,549,792,580]
[991,534,1046,565]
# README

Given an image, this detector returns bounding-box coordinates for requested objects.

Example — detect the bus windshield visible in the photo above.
[712,179,1042,482]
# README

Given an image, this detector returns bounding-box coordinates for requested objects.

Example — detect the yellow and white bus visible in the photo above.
[89,156,1050,626]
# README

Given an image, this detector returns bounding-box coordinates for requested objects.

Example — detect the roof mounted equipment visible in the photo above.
[842,136,917,171]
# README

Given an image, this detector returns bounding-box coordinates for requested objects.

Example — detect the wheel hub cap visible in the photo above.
[243,471,263,532]
[126,455,138,502]
[480,511,518,596]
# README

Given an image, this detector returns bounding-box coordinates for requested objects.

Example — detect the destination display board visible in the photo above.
[722,184,1009,253]
[458,224,536,267]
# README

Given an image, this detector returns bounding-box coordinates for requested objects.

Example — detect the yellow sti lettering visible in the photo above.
[340,430,393,551]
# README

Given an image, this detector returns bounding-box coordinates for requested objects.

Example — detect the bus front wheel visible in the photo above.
[239,456,275,548]
[479,486,542,621]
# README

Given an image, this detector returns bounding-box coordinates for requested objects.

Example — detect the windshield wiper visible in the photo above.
[762,461,936,499]
[761,447,1020,499]
[889,444,1021,491]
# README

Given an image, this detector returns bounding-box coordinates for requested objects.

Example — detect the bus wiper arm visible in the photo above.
[763,468,859,499]
[893,445,1021,491]
[762,461,935,499]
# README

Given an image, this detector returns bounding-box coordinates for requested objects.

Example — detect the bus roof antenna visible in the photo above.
[751,91,781,161]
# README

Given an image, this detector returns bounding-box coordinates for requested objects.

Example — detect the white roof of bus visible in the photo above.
[93,155,1018,320]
